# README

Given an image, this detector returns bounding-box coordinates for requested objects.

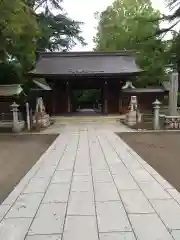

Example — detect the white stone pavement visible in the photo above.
[1,126,180,239]
[41,115,131,134]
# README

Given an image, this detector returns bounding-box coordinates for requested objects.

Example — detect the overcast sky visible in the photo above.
[62,0,169,51]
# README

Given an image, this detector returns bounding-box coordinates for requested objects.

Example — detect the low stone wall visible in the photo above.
[164,116,180,129]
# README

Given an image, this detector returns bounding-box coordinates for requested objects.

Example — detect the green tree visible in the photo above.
[0,62,22,84]
[94,0,168,87]
[160,0,180,32]
[0,0,38,85]
[0,0,38,64]
[0,0,85,84]
[165,32,180,82]
[28,0,85,51]
[159,0,180,77]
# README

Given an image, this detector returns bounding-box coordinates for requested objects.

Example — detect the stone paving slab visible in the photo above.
[26,235,61,240]
[42,183,70,203]
[129,214,173,240]
[51,171,72,184]
[0,126,180,239]
[67,191,95,216]
[99,232,136,240]
[171,230,180,240]
[28,202,67,235]
[5,193,44,218]
[120,190,155,214]
[62,216,98,240]
[150,199,180,230]
[96,201,132,233]
[0,218,32,240]
[0,205,11,222]
[94,182,120,202]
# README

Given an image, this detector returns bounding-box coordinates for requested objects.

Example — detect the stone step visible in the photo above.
[143,114,153,123]
[52,116,124,123]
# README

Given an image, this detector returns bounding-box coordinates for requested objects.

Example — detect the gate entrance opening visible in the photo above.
[72,89,101,113]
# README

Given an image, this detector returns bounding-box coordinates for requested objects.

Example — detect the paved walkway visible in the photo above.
[42,116,130,134]
[0,128,180,239]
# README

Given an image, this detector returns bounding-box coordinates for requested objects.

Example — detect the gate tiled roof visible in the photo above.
[29,51,142,76]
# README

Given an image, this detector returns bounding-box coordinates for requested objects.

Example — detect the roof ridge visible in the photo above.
[38,50,136,58]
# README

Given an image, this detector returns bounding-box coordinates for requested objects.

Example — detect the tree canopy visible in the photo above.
[161,0,180,32]
[0,0,38,64]
[163,0,180,75]
[28,0,85,52]
[94,0,169,87]
[0,0,85,84]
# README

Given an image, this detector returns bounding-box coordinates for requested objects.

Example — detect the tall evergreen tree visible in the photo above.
[27,0,85,52]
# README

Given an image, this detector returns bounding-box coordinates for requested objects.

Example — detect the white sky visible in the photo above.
[62,0,170,51]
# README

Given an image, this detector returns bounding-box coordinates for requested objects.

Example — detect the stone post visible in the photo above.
[169,71,179,116]
[153,99,161,130]
[11,102,21,133]
[125,96,137,126]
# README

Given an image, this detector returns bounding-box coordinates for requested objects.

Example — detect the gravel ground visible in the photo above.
[119,132,180,192]
[0,134,57,203]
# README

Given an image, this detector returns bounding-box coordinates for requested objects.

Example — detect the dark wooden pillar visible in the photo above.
[104,80,108,114]
[100,87,103,113]
[51,81,56,115]
[52,91,56,114]
[118,90,122,113]
[66,81,71,113]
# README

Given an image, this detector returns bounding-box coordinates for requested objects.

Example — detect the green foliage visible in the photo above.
[36,13,85,51]
[161,1,180,75]
[0,62,22,84]
[94,0,169,87]
[167,33,179,63]
[29,0,85,51]
[0,0,38,65]
[163,0,180,31]
[152,1,180,37]
[73,90,100,106]
[77,90,100,103]
[0,0,85,85]
[0,0,38,84]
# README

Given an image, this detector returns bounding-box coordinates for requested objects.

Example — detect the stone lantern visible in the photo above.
[153,99,161,130]
[11,102,25,133]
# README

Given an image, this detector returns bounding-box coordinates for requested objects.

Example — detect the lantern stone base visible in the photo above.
[34,114,51,129]
[164,116,180,129]
[125,110,137,126]
[40,114,51,128]
[137,111,143,123]
[12,121,25,133]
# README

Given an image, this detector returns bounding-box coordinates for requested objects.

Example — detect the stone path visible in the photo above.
[0,129,180,239]
[41,115,130,134]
